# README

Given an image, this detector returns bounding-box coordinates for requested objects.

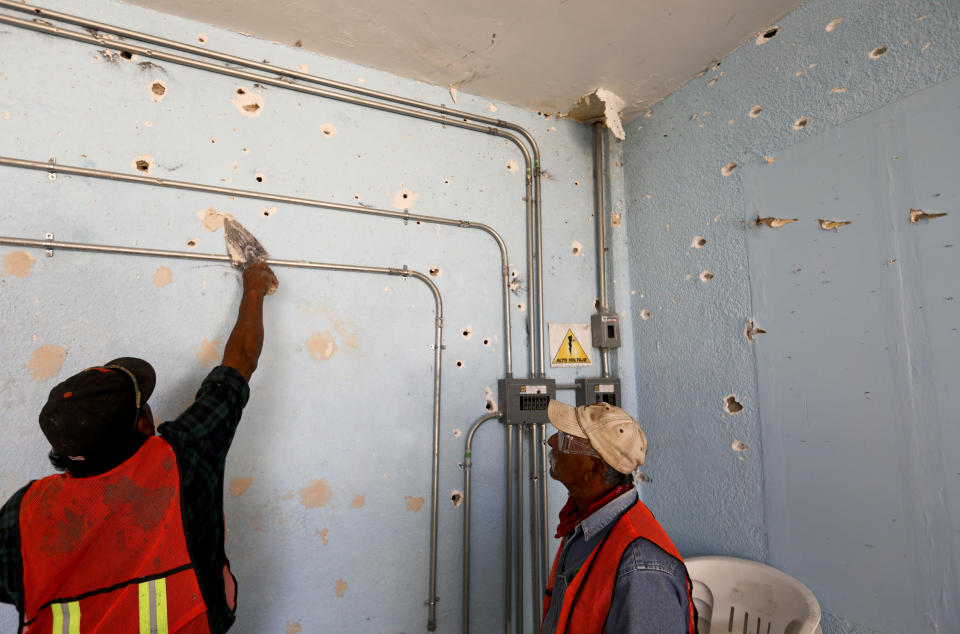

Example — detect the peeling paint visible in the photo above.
[299,479,333,508]
[28,345,67,382]
[3,251,35,278]
[153,266,172,287]
[819,218,852,232]
[199,207,225,231]
[196,340,221,366]
[230,477,252,497]
[334,579,348,598]
[349,494,365,509]
[307,331,338,362]
[405,496,424,512]
[392,185,418,210]
[909,208,947,224]
[756,216,798,228]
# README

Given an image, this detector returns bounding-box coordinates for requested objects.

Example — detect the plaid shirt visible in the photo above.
[0,365,249,633]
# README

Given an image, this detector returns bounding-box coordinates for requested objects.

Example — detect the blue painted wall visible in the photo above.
[0,1,638,632]
[623,0,959,632]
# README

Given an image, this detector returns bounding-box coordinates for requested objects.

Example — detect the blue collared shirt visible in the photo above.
[541,489,691,633]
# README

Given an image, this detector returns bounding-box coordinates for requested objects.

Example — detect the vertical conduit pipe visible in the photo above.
[539,421,550,603]
[516,427,525,632]
[529,425,543,630]
[505,424,515,634]
[593,123,611,379]
[462,412,502,634]
[0,2,543,373]
[0,235,445,632]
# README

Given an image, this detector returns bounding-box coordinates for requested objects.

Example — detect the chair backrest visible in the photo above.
[684,556,821,634]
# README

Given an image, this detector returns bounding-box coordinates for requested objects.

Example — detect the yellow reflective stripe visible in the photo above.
[138,582,152,634]
[154,578,168,634]
[67,602,80,634]
[49,602,79,634]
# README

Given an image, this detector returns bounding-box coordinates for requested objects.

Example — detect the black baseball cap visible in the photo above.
[39,357,156,459]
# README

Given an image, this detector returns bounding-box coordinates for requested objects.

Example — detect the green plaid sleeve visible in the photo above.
[0,482,30,608]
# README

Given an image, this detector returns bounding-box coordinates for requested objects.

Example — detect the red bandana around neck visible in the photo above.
[554,483,635,538]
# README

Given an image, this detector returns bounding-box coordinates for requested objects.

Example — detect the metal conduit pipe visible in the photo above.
[0,7,541,377]
[529,425,543,630]
[539,421,551,607]
[515,426,525,632]
[461,411,502,634]
[593,123,611,379]
[0,234,445,632]
[0,156,514,378]
[505,424,515,634]
[0,0,549,379]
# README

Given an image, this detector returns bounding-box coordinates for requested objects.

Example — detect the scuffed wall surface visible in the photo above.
[622,0,959,632]
[0,1,632,631]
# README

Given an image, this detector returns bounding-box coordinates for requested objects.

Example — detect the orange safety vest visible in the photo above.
[19,436,211,633]
[543,497,697,634]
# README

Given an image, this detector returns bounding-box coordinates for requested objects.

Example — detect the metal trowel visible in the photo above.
[223,214,278,294]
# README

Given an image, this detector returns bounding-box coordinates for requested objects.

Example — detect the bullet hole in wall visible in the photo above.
[869,46,888,59]
[749,105,764,118]
[721,162,738,176]
[451,490,463,507]
[724,395,744,414]
[456,360,464,368]
[237,88,246,95]
[187,239,197,247]
[756,26,779,44]
[151,81,166,97]
[793,117,810,131]
[692,236,707,248]
[462,326,473,339]
[428,266,441,277]
[574,181,580,187]
[700,270,714,282]
[197,34,208,43]
[255,174,264,183]
[135,160,150,172]
[640,309,651,320]
[825,18,843,32]
[482,338,491,347]
[120,50,133,60]
[732,440,749,452]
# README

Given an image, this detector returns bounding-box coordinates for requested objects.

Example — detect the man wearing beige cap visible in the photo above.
[541,400,697,634]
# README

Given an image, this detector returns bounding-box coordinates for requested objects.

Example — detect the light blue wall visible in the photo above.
[623,0,960,632]
[0,1,636,632]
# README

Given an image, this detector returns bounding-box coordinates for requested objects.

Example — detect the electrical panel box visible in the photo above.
[591,313,621,348]
[575,377,621,407]
[498,378,557,426]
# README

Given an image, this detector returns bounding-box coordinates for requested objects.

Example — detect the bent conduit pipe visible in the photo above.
[461,411,502,634]
[0,4,545,378]
[0,234,446,633]
[0,156,514,378]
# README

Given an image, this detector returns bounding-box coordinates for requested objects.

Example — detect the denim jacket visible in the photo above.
[541,489,692,633]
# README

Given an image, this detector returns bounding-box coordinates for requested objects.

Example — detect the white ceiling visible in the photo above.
[122,0,804,123]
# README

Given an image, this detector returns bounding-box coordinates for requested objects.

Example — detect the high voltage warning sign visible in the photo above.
[551,327,591,367]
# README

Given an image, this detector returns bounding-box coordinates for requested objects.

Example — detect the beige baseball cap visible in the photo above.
[547,400,647,474]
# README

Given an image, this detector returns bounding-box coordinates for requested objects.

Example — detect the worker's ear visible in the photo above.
[583,456,605,482]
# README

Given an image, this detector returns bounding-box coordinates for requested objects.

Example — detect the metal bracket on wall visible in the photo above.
[44,232,54,257]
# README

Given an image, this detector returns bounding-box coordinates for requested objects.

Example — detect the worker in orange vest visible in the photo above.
[0,262,277,633]
[542,400,697,633]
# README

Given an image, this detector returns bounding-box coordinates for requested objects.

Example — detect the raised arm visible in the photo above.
[221,262,278,381]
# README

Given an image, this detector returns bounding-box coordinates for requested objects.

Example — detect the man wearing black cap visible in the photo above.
[541,400,697,634]
[0,261,277,633]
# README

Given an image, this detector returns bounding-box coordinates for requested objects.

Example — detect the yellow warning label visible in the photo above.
[552,329,591,365]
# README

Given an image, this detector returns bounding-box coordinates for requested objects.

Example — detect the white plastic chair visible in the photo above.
[684,556,822,634]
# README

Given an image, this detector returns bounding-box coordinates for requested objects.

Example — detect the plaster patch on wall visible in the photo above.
[3,251,35,278]
[232,86,264,118]
[721,162,738,176]
[405,496,424,512]
[724,395,745,414]
[284,622,301,634]
[565,89,627,141]
[611,213,622,227]
[488,103,498,112]
[299,479,333,508]
[484,386,498,412]
[319,123,337,137]
[132,155,155,174]
[334,579,348,598]
[28,345,67,382]
[640,309,652,320]
[149,80,166,102]
[199,207,225,231]
[909,208,947,223]
[744,319,767,341]
[230,477,252,497]
[307,331,338,362]
[699,270,714,282]
[571,241,583,256]
[691,236,707,249]
[153,266,172,287]
[320,307,359,351]
[451,490,463,507]
[825,18,843,32]
[756,216,798,228]
[349,494,365,509]
[505,160,519,173]
[1,111,9,120]
[392,185,418,210]
[819,218,853,232]
[196,339,221,366]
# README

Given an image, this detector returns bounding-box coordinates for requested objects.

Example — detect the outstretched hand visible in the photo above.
[243,261,279,296]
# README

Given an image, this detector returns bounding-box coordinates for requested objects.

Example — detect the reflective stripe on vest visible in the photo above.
[543,496,697,634]
[139,578,169,634]
[50,601,80,634]
[19,437,210,633]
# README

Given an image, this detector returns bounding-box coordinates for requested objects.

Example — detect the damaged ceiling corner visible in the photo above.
[566,88,626,140]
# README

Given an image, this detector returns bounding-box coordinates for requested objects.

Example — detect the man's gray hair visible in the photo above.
[600,461,633,488]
